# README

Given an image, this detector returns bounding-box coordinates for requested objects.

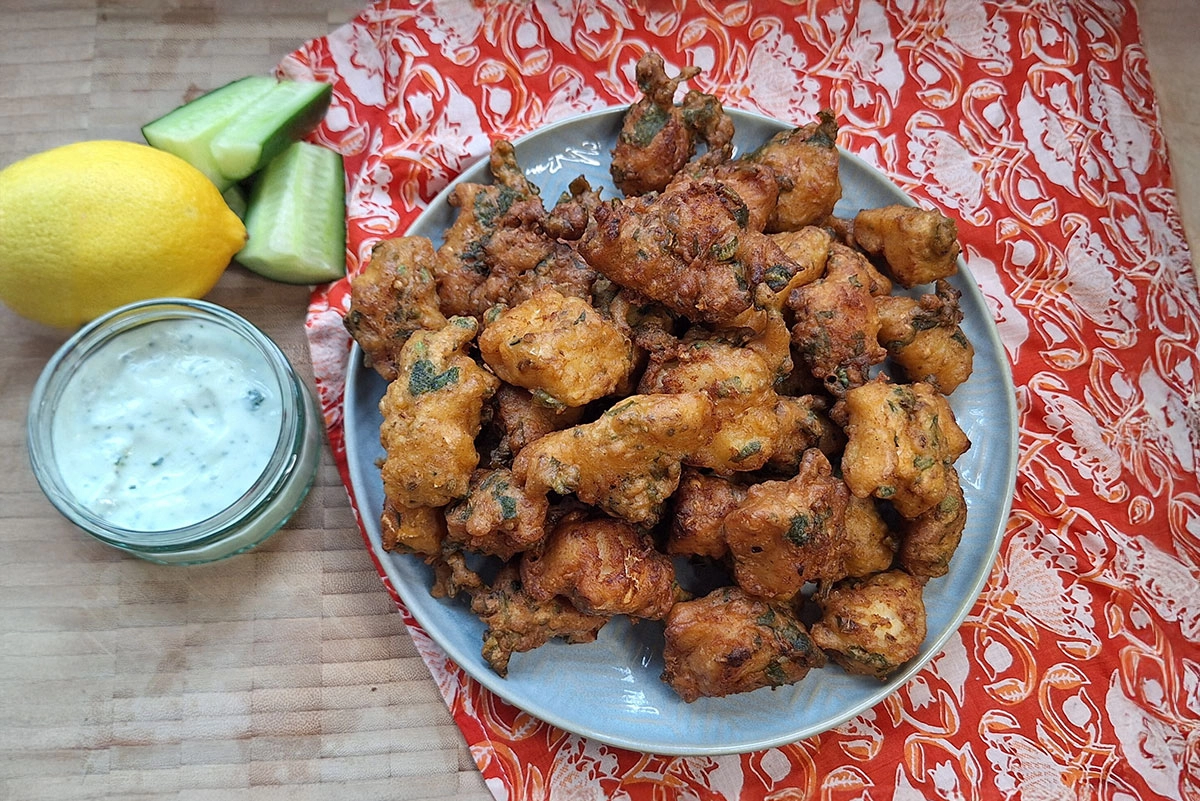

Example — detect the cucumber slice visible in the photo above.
[209,81,333,182]
[141,75,278,191]
[237,141,346,284]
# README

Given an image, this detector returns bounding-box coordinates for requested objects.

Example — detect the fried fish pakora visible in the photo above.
[380,501,446,556]
[667,468,747,559]
[444,467,549,560]
[788,242,889,395]
[521,512,680,619]
[853,204,961,288]
[722,449,850,602]
[610,52,733,196]
[810,569,927,680]
[344,236,447,381]
[379,316,500,509]
[875,279,974,394]
[673,160,780,234]
[478,288,635,408]
[842,495,898,578]
[743,110,841,232]
[486,383,586,465]
[470,563,609,677]
[896,467,967,578]
[841,378,970,519]
[512,392,715,525]
[661,586,826,702]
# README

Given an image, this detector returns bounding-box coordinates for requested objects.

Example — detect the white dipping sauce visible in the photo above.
[50,318,284,531]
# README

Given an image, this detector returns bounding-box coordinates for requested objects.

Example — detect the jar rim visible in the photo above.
[27,297,305,551]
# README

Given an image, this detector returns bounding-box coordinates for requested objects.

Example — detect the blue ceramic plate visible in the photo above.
[344,107,1019,756]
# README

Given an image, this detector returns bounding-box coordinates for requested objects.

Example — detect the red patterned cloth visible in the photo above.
[283,1,1200,798]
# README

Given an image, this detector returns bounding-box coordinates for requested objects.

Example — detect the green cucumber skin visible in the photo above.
[238,141,346,285]
[141,75,277,191]
[209,81,334,182]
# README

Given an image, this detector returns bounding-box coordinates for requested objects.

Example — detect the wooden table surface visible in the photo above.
[1,3,1196,799]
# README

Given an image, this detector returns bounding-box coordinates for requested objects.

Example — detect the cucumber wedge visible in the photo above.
[141,75,278,191]
[209,81,333,182]
[237,141,346,284]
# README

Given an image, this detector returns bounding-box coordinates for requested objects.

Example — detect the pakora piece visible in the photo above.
[810,569,927,680]
[380,501,446,556]
[444,468,549,560]
[344,236,447,381]
[744,110,841,232]
[433,139,546,317]
[673,160,780,234]
[722,449,850,602]
[667,468,747,559]
[486,383,586,465]
[853,204,961,288]
[842,495,898,578]
[896,467,967,578]
[788,242,889,395]
[512,392,715,525]
[610,52,733,196]
[661,586,826,702]
[379,316,500,509]
[521,512,680,619]
[841,378,970,519]
[471,563,609,677]
[875,279,974,394]
[478,288,635,408]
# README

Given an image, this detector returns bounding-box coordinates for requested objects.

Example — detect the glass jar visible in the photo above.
[27,298,322,565]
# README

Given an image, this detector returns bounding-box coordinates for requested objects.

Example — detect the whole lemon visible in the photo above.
[0,140,247,328]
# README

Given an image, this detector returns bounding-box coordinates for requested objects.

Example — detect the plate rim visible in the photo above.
[342,105,1020,756]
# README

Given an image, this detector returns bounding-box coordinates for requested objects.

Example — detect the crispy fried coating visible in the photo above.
[764,394,844,474]
[488,384,586,464]
[810,570,927,680]
[722,449,850,602]
[379,317,500,509]
[842,495,898,578]
[470,563,608,677]
[745,110,841,232]
[610,53,734,196]
[544,175,604,241]
[841,379,970,519]
[512,392,715,526]
[853,204,961,288]
[444,468,549,559]
[344,236,447,381]
[661,586,826,702]
[380,501,446,555]
[674,160,779,234]
[434,140,543,317]
[667,469,747,559]
[897,467,967,578]
[521,513,679,619]
[788,243,889,395]
[580,179,750,325]
[875,279,974,394]
[478,288,635,408]
[768,225,833,293]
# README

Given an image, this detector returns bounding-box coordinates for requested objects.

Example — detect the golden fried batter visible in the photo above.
[768,225,833,293]
[380,501,446,556]
[610,52,733,196]
[667,469,747,559]
[875,279,974,394]
[810,569,927,680]
[722,449,850,602]
[521,513,679,619]
[897,467,967,578]
[661,586,826,702]
[487,383,586,464]
[853,204,961,288]
[842,495,898,578]
[478,288,635,408]
[744,110,841,232]
[470,563,608,677]
[765,394,844,474]
[674,160,780,234]
[379,317,500,508]
[444,468,549,559]
[344,236,447,381]
[788,243,889,395]
[513,392,715,525]
[841,379,970,519]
